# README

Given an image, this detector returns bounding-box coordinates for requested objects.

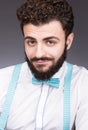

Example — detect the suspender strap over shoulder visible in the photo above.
[63,63,73,130]
[0,64,22,130]
[0,63,73,130]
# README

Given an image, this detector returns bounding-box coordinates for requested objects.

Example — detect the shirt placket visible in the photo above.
[35,84,49,130]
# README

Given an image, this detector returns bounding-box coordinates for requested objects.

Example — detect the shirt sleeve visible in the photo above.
[0,66,14,112]
[75,68,88,130]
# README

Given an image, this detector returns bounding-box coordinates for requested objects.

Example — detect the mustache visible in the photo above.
[31,57,53,62]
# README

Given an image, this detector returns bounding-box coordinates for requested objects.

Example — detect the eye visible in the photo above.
[25,39,36,46]
[46,40,56,46]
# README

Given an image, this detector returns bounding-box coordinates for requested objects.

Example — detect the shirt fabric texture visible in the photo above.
[0,61,88,130]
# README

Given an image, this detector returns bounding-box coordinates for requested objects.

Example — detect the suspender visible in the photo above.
[0,63,73,130]
[0,64,22,130]
[63,63,73,130]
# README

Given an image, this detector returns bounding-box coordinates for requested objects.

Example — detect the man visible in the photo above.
[0,0,88,130]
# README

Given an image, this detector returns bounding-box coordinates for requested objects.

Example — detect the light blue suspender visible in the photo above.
[0,63,73,130]
[0,64,22,130]
[63,63,73,130]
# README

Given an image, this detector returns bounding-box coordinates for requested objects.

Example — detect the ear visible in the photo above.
[66,33,74,50]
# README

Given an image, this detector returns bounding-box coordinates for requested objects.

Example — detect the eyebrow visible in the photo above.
[24,36,60,41]
[24,36,36,41]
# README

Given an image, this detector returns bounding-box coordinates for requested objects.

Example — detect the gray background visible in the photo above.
[0,0,88,69]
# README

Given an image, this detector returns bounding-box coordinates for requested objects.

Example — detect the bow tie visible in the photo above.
[32,77,60,88]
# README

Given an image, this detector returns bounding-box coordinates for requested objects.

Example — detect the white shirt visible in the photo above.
[0,61,88,130]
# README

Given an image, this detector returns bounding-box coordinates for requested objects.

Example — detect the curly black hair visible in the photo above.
[16,0,74,37]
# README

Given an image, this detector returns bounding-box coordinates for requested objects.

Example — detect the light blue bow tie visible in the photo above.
[32,77,60,88]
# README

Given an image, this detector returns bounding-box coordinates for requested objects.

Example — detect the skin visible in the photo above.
[23,20,74,73]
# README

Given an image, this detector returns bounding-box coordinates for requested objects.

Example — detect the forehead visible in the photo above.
[23,20,65,38]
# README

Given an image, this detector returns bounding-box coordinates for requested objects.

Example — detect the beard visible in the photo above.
[25,45,67,80]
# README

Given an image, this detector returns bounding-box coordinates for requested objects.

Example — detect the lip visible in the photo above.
[33,60,49,65]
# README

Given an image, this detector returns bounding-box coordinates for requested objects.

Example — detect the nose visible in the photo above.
[35,43,45,58]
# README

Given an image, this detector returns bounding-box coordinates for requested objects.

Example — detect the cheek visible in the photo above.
[51,47,64,58]
[25,44,31,58]
[51,47,65,63]
[25,44,28,55]
[25,45,37,60]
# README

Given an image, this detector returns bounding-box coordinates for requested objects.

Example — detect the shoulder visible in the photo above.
[72,63,88,79]
[0,62,30,111]
[65,62,88,88]
[70,63,88,95]
[0,64,15,81]
[65,62,88,78]
[0,64,16,107]
[0,62,28,88]
[0,62,28,75]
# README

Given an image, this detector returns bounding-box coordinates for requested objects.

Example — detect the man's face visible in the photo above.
[23,20,73,80]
